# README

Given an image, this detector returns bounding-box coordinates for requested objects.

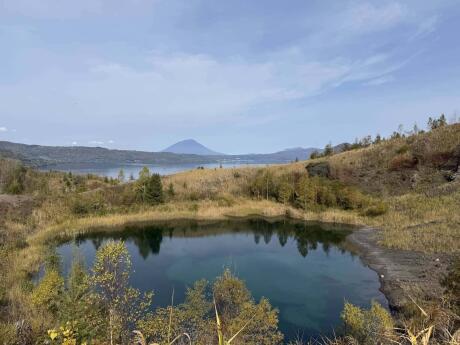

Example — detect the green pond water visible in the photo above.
[57,219,387,341]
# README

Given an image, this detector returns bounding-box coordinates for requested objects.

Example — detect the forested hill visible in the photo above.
[0,141,217,166]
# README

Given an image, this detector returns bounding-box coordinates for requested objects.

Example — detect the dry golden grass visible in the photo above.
[163,162,306,200]
[326,123,460,195]
[374,187,460,253]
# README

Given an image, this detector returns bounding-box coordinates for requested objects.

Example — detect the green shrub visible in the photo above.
[167,182,175,198]
[341,301,393,345]
[362,201,388,217]
[70,194,107,216]
[91,241,153,344]
[2,164,27,194]
[138,270,283,345]
[31,270,64,313]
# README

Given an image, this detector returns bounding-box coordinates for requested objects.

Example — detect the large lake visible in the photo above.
[41,162,264,178]
[57,219,386,342]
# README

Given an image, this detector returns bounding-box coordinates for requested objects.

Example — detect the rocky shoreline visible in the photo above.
[347,227,453,312]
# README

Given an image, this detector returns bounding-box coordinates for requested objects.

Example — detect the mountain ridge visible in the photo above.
[0,140,346,167]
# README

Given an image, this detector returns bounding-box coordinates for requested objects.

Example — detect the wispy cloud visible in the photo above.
[0,127,7,132]
[364,75,395,86]
[411,15,439,40]
[342,2,406,33]
[0,50,409,129]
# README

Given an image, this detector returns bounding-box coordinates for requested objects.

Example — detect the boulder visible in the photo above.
[306,161,331,178]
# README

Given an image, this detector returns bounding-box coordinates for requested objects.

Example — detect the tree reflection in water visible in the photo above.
[75,219,354,259]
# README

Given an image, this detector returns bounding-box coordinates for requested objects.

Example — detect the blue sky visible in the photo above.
[0,0,459,154]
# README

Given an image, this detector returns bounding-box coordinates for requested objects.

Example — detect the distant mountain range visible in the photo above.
[162,139,222,155]
[0,141,216,167]
[0,140,346,167]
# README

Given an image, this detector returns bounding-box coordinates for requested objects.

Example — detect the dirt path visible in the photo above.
[347,227,453,311]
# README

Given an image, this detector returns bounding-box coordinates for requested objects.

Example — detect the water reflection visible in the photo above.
[75,219,353,260]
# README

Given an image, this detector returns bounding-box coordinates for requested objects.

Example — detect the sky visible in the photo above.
[0,0,459,154]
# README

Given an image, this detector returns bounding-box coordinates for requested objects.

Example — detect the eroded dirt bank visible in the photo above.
[347,227,453,312]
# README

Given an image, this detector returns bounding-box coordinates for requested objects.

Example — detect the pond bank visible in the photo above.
[347,227,452,312]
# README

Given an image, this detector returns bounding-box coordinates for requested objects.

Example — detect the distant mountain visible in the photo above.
[162,139,223,156]
[0,140,349,168]
[0,141,217,167]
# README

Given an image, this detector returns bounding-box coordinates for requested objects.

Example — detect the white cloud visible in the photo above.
[108,140,115,144]
[364,75,395,86]
[0,50,408,128]
[0,127,7,132]
[88,140,104,145]
[71,141,78,145]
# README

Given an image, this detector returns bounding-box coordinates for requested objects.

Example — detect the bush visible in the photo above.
[138,269,283,345]
[341,301,393,345]
[31,270,64,313]
[306,161,331,178]
[70,194,107,216]
[1,163,27,194]
[362,201,388,217]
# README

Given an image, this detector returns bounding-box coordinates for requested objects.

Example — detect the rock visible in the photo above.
[306,161,331,178]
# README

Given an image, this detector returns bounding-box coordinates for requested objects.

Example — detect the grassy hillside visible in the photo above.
[327,123,460,195]
[161,123,460,253]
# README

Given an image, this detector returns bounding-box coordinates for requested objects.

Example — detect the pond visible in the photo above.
[57,219,387,341]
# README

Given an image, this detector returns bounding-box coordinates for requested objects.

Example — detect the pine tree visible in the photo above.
[136,170,164,204]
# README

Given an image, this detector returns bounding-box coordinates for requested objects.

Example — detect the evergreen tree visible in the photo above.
[324,143,333,156]
[310,151,320,159]
[136,170,164,204]
[117,168,125,183]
